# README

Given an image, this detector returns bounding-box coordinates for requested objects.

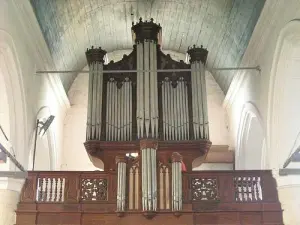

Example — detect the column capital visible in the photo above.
[140,139,158,150]
[115,155,127,164]
[171,152,183,163]
[187,44,208,64]
[85,46,107,65]
[131,18,161,43]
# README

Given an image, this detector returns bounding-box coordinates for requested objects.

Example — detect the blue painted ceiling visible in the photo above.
[30,0,265,93]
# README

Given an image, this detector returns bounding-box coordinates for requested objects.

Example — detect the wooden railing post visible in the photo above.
[261,170,279,202]
[65,173,80,203]
[20,172,38,203]
[218,172,235,202]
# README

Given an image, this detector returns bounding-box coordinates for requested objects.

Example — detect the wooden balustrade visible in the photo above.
[17,170,283,225]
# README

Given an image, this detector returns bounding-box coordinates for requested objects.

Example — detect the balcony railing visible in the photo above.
[19,170,278,208]
[17,170,282,225]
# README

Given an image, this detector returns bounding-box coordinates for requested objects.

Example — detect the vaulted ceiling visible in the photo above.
[30,0,265,93]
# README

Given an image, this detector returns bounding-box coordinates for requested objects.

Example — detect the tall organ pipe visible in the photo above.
[85,47,106,141]
[144,41,150,138]
[200,63,209,139]
[129,80,132,140]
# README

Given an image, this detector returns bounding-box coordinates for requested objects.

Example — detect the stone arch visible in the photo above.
[267,20,300,169]
[0,29,27,170]
[236,102,266,170]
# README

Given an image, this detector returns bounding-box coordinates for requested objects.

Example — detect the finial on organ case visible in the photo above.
[187,44,208,64]
[85,46,107,65]
[131,18,162,43]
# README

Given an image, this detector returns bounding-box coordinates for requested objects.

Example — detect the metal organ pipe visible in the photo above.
[144,41,150,138]
[129,80,132,140]
[137,42,144,139]
[141,146,157,211]
[86,63,93,140]
[116,157,127,212]
[153,44,158,138]
[200,63,209,139]
[150,41,155,137]
[171,153,182,211]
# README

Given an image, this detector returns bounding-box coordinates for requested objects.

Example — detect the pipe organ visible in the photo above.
[84,18,212,218]
[85,18,209,142]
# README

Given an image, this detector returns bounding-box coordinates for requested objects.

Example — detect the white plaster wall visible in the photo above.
[223,1,300,224]
[62,50,230,170]
[0,0,69,193]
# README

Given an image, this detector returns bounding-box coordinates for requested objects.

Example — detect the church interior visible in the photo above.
[0,0,300,224]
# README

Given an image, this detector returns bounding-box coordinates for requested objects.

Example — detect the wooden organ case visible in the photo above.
[16,19,283,225]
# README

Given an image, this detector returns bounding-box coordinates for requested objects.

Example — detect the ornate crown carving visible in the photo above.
[131,18,161,43]
[85,46,107,64]
[187,45,208,64]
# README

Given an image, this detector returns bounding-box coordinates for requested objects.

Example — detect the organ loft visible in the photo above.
[16,19,283,225]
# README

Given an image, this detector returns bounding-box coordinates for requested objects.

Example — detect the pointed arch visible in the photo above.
[0,29,28,170]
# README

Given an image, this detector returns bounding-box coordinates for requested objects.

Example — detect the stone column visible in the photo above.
[274,173,300,225]
[0,178,24,225]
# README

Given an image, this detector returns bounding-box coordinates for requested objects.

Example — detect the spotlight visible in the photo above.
[32,115,55,170]
[38,115,55,137]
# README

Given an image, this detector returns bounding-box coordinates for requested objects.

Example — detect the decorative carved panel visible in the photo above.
[234,176,262,202]
[80,178,108,201]
[191,178,219,201]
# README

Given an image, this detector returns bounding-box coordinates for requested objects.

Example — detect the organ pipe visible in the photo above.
[116,156,127,212]
[171,152,182,211]
[141,145,157,211]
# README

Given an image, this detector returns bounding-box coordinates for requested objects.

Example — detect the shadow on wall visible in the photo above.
[236,102,266,170]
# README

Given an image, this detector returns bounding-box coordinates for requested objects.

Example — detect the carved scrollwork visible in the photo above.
[191,178,219,201]
[80,178,108,201]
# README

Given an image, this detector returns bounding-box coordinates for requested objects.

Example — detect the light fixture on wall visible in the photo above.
[32,115,55,170]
